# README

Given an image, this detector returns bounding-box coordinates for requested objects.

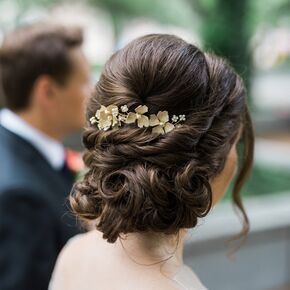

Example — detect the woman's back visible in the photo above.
[50,231,207,290]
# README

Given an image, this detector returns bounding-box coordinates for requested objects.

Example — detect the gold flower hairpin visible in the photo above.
[89,104,186,135]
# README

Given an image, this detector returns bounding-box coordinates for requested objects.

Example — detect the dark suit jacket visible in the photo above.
[0,125,80,290]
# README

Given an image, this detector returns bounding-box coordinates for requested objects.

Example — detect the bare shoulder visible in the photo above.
[58,230,104,263]
[52,231,102,274]
[49,231,105,289]
[50,231,184,290]
[65,230,103,250]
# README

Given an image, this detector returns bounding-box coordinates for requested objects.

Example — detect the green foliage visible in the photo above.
[249,0,290,28]
[188,0,253,89]
[224,164,290,201]
[14,0,59,10]
[198,0,216,11]
[89,0,197,30]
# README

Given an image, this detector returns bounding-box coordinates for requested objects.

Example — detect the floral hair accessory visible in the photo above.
[89,104,186,134]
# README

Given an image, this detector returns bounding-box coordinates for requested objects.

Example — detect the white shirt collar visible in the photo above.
[0,108,65,170]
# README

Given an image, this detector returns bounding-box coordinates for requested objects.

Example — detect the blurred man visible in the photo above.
[0,23,90,290]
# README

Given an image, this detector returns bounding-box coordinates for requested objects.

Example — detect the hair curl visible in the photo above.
[70,34,254,243]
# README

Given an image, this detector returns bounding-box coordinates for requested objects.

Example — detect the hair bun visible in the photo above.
[70,34,253,243]
[71,159,212,243]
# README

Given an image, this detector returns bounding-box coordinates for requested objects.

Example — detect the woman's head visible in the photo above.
[71,34,254,243]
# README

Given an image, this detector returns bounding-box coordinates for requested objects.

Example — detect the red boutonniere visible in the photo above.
[65,149,86,179]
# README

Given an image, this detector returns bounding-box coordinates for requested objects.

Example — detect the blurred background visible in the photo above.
[0,0,289,289]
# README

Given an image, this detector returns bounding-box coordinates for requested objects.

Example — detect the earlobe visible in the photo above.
[33,75,58,107]
[211,144,238,206]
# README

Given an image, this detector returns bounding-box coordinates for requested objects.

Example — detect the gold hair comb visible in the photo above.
[90,104,186,135]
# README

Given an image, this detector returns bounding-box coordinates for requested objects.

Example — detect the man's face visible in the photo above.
[52,47,91,136]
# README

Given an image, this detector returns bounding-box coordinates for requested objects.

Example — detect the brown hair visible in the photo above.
[70,34,254,243]
[0,23,83,110]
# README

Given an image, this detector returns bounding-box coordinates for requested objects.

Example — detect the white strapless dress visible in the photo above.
[172,265,208,290]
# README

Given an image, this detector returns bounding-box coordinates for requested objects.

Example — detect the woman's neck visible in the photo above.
[116,230,187,274]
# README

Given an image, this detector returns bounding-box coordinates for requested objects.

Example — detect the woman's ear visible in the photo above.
[211,143,238,206]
